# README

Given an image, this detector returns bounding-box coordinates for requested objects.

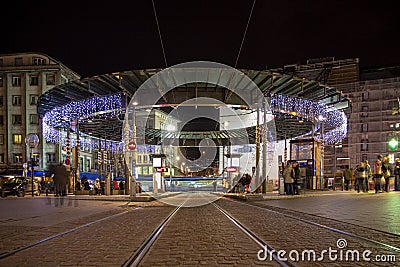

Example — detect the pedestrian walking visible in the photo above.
[374,155,383,193]
[382,156,392,192]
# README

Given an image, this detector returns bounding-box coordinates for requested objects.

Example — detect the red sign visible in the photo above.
[225,167,237,172]
[156,167,168,172]
[128,141,136,151]
[65,158,70,165]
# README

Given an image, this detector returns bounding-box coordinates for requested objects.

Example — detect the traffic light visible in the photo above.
[388,137,398,150]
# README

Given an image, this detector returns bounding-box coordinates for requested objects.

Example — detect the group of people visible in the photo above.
[229,173,252,193]
[76,175,125,195]
[283,161,300,195]
[353,155,400,193]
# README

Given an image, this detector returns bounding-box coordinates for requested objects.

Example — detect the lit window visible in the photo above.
[33,153,40,164]
[13,153,23,163]
[362,123,368,132]
[12,76,21,86]
[32,57,46,65]
[30,95,38,105]
[30,76,39,86]
[13,134,23,144]
[47,153,56,163]
[12,115,22,125]
[46,74,55,85]
[30,114,39,124]
[12,95,22,106]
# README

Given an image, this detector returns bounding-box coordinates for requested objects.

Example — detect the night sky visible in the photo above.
[1,0,399,78]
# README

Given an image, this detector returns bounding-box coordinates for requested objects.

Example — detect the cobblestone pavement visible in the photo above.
[0,192,399,266]
[0,197,176,266]
[263,191,400,235]
[140,194,279,266]
[216,197,399,266]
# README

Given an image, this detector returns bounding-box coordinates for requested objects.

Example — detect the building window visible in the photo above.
[46,74,55,85]
[0,96,3,106]
[0,134,3,144]
[0,76,3,87]
[143,155,148,163]
[361,143,368,151]
[13,153,23,163]
[137,155,142,163]
[0,153,4,164]
[12,76,21,86]
[15,57,23,66]
[0,59,3,67]
[86,159,91,170]
[12,115,22,125]
[30,95,38,105]
[13,134,23,144]
[0,115,3,125]
[32,57,46,65]
[361,123,368,132]
[30,114,39,124]
[12,95,22,105]
[30,75,39,86]
[362,91,369,101]
[47,153,56,163]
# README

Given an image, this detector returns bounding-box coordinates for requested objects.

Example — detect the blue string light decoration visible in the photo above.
[270,94,347,145]
[42,93,347,151]
[42,93,124,152]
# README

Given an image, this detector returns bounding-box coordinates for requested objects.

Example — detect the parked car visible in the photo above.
[0,177,41,197]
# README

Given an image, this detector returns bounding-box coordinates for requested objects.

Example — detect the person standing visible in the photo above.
[365,160,372,192]
[395,158,400,191]
[283,162,294,195]
[343,167,353,191]
[382,156,392,192]
[292,161,300,195]
[374,155,383,193]
[94,179,101,195]
[354,162,367,193]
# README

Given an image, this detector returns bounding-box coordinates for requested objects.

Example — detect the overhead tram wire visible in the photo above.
[152,0,168,68]
[226,0,257,104]
[234,0,256,69]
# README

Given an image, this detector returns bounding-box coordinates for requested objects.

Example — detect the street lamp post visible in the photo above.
[25,134,39,197]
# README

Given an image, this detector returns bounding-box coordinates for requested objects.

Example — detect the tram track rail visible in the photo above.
[224,198,400,254]
[212,202,298,267]
[121,202,185,267]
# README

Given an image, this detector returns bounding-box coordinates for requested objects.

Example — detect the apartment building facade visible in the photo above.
[273,58,400,176]
[0,53,80,174]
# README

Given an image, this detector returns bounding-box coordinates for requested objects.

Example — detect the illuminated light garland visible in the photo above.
[42,93,124,152]
[42,92,346,151]
[270,94,347,145]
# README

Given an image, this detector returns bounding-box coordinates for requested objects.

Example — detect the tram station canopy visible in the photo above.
[38,68,349,144]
